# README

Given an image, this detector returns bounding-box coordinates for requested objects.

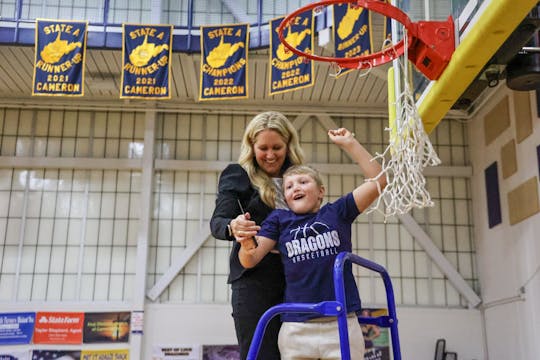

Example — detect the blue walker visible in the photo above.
[247,252,402,360]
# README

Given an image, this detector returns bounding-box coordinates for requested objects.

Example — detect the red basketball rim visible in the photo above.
[277,0,416,69]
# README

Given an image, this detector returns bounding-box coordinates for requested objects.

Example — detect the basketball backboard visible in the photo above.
[410,0,540,133]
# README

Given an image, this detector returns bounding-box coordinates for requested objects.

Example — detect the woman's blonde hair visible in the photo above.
[238,111,305,208]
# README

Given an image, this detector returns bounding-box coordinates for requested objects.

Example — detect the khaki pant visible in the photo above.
[278,314,365,360]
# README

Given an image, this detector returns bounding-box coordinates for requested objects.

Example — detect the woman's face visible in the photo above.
[253,129,288,177]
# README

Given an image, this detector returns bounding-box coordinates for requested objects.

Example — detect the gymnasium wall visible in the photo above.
[469,87,540,360]
[143,304,484,359]
[0,107,484,358]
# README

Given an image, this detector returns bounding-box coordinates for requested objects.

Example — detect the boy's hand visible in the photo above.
[231,212,260,241]
[328,128,355,146]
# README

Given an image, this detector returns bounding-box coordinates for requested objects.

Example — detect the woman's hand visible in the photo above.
[230,212,260,242]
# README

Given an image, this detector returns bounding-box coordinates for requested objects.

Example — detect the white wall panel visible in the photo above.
[0,106,485,357]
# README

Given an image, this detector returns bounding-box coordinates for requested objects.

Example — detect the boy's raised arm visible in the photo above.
[328,128,387,212]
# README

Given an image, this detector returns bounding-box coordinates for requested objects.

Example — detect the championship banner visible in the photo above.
[333,3,372,77]
[199,23,249,101]
[121,24,173,99]
[32,19,87,96]
[269,15,314,96]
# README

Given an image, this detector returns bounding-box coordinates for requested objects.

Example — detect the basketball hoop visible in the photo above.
[280,0,449,219]
[277,0,455,80]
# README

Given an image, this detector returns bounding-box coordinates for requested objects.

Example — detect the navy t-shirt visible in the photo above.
[258,192,362,322]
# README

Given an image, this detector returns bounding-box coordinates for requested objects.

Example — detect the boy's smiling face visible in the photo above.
[283,173,324,214]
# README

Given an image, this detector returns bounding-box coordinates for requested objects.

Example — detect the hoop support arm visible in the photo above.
[408,16,455,80]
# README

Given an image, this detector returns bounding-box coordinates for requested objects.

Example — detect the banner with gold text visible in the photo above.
[269,15,314,95]
[199,23,249,101]
[121,24,173,99]
[32,19,87,96]
[333,3,372,77]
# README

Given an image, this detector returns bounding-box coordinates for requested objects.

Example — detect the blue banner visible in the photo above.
[333,4,372,77]
[0,312,35,345]
[121,24,173,99]
[199,24,249,101]
[269,15,314,95]
[32,19,87,96]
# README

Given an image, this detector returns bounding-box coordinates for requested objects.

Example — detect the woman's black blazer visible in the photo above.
[210,164,283,283]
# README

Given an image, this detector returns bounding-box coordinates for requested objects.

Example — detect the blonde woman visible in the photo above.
[210,111,305,360]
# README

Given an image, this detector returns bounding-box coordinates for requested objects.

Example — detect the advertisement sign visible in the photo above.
[202,345,240,360]
[0,312,35,345]
[33,312,84,344]
[361,308,390,360]
[83,312,130,343]
[31,350,81,360]
[81,349,129,360]
[152,345,200,360]
[0,349,31,360]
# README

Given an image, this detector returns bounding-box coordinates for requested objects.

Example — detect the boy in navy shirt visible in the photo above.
[237,128,386,360]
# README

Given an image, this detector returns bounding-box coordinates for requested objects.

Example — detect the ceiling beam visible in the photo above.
[0,98,388,115]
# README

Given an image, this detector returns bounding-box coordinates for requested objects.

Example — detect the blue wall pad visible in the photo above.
[537,144,540,178]
[484,162,502,228]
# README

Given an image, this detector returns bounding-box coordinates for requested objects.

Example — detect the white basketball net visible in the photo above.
[366,30,441,219]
